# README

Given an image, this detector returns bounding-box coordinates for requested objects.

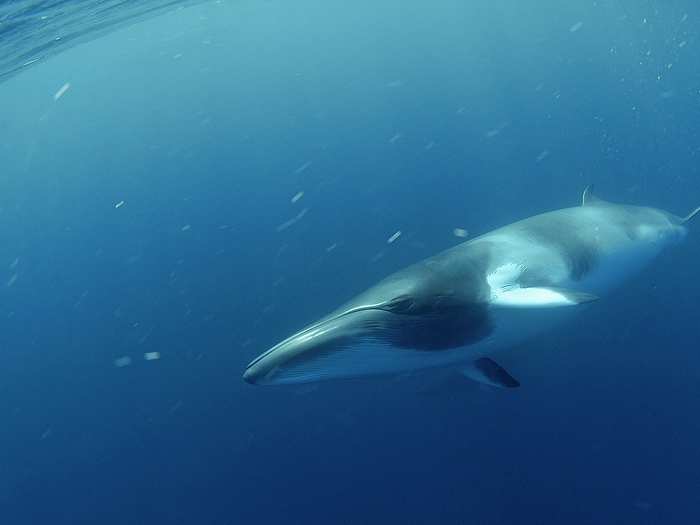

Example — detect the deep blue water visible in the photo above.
[1,1,700,523]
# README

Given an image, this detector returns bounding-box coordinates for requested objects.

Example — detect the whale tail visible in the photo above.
[682,206,700,224]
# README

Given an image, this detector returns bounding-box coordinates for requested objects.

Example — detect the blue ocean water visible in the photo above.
[1,1,699,523]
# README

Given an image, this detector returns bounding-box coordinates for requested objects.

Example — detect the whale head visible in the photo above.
[243,256,492,385]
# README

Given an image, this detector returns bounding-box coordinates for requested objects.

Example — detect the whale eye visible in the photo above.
[384,295,416,314]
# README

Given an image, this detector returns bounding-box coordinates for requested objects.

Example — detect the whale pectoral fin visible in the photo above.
[492,287,598,308]
[462,358,520,388]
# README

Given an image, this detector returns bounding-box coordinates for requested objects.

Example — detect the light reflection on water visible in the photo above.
[0,0,198,83]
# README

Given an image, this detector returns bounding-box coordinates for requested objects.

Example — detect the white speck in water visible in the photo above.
[10,257,19,269]
[634,500,652,512]
[276,208,308,232]
[115,200,125,209]
[453,228,469,238]
[389,133,402,144]
[569,21,583,33]
[370,250,385,263]
[181,224,191,232]
[53,82,71,101]
[387,231,402,244]
[326,243,337,253]
[291,191,304,203]
[144,352,160,361]
[293,161,312,175]
[536,150,550,162]
[485,122,509,138]
[114,356,132,368]
[7,274,18,287]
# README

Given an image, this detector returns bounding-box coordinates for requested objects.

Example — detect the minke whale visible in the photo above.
[244,187,699,386]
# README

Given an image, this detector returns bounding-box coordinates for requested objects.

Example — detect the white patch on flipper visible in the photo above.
[487,262,527,300]
[487,263,596,308]
[492,287,578,308]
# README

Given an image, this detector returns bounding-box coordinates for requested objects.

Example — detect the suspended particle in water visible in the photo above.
[275,208,308,232]
[114,356,132,368]
[387,231,402,244]
[53,82,71,101]
[293,161,312,175]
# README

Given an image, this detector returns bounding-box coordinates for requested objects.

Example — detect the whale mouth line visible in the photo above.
[244,301,395,372]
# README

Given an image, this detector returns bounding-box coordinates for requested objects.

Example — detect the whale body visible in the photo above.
[244,187,698,386]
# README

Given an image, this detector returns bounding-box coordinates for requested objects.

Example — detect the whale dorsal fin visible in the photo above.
[582,184,606,206]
